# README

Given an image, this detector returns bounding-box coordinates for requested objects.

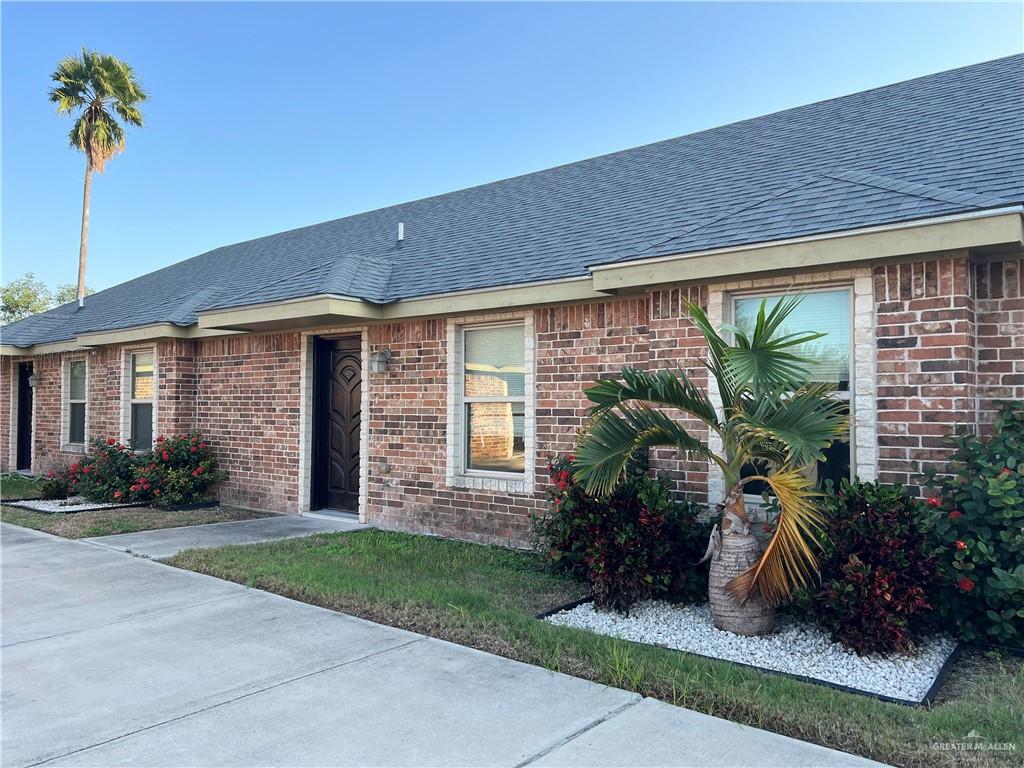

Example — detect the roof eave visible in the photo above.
[590,208,1024,292]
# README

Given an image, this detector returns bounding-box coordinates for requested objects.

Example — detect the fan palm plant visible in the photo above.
[49,49,147,307]
[573,298,849,635]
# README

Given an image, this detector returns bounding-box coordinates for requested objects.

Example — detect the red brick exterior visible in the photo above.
[873,253,977,488]
[3,253,1021,546]
[976,258,1024,430]
[195,333,303,512]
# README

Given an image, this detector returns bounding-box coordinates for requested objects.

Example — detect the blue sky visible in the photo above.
[3,2,1022,293]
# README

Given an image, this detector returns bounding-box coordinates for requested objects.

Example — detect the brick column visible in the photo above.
[976,258,1024,431]
[156,338,199,437]
[875,252,977,491]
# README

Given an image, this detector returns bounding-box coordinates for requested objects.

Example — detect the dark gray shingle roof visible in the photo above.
[5,55,1022,347]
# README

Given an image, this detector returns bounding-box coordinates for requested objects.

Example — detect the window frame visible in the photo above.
[446,313,536,494]
[62,356,88,450]
[727,284,855,490]
[459,320,528,479]
[122,347,157,452]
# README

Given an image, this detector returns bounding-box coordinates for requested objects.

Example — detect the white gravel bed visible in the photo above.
[4,496,140,513]
[547,600,957,703]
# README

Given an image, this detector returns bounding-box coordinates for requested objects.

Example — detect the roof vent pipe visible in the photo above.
[397,222,404,243]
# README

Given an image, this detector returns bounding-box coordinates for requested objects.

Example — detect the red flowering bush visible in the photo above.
[811,480,939,655]
[140,432,225,507]
[921,400,1024,646]
[533,454,711,612]
[73,439,140,503]
[60,432,226,508]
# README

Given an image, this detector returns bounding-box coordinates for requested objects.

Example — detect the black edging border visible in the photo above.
[536,596,962,707]
[155,500,221,512]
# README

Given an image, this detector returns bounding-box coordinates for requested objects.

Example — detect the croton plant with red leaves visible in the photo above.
[811,480,939,655]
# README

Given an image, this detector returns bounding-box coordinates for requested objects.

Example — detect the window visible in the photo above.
[733,288,852,488]
[462,323,526,474]
[128,352,154,450]
[66,359,87,445]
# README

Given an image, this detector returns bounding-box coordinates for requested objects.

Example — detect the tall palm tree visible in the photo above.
[573,298,849,635]
[49,49,147,308]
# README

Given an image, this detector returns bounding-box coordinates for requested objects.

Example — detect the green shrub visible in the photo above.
[921,400,1024,646]
[810,480,939,655]
[140,432,226,507]
[73,439,139,503]
[533,454,711,612]
[39,473,71,500]
[65,432,226,508]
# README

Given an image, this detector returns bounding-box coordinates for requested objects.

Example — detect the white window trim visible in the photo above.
[121,346,158,450]
[447,312,535,494]
[706,269,877,508]
[60,355,89,451]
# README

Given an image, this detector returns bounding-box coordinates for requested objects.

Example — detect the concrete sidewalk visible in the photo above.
[82,513,367,559]
[1,523,885,767]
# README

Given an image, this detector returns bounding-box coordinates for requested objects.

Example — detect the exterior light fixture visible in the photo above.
[369,349,392,373]
[27,373,40,388]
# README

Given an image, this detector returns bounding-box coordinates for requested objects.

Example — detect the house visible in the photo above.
[2,56,1022,546]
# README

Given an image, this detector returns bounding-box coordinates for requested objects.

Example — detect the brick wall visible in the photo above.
[4,250,1021,545]
[156,339,199,436]
[87,346,125,444]
[365,318,538,544]
[976,258,1024,430]
[874,253,976,490]
[647,285,710,500]
[195,332,303,512]
[362,295,711,547]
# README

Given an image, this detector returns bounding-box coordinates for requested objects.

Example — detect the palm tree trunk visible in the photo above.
[76,160,92,308]
[707,483,776,635]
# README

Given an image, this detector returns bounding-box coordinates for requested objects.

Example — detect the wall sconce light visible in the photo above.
[368,349,392,373]
[27,373,40,388]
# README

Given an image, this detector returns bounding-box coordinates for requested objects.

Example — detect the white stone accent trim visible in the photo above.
[120,345,158,449]
[298,326,369,522]
[705,267,877,506]
[446,311,536,495]
[59,354,89,452]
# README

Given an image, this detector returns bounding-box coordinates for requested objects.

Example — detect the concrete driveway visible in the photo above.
[1,524,883,768]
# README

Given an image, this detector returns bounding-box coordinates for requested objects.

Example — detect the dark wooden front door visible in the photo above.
[16,363,33,471]
[312,337,361,511]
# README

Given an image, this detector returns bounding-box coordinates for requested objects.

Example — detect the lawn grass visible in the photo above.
[0,473,43,499]
[0,504,278,539]
[167,529,1023,768]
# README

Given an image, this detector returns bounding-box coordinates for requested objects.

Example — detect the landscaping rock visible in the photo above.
[4,496,144,514]
[546,600,957,703]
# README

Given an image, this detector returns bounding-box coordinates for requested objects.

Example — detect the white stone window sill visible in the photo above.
[449,473,529,495]
[60,444,86,454]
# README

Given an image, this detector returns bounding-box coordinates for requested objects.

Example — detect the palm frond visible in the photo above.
[49,48,146,166]
[726,467,826,604]
[732,383,850,467]
[685,301,737,408]
[574,403,714,497]
[723,297,824,393]
[585,367,720,429]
